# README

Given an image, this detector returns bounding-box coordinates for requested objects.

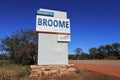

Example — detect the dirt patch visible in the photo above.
[70,60,120,77]
[80,70,120,80]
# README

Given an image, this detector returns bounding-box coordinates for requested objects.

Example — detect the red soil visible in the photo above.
[70,60,120,77]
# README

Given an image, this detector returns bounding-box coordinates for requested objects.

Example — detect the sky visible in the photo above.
[0,0,120,54]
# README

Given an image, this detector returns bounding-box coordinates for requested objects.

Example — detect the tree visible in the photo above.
[112,42,120,59]
[68,54,76,60]
[80,53,89,59]
[105,44,113,57]
[97,45,106,59]
[89,47,97,59]
[0,29,38,64]
[74,48,83,60]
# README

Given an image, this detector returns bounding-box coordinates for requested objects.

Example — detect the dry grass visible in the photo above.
[0,61,79,80]
[0,61,30,80]
[0,60,120,80]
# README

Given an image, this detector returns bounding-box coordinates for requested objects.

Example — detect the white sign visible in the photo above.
[58,35,71,42]
[37,8,69,65]
[36,15,70,34]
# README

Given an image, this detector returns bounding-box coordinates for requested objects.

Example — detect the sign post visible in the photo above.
[30,8,75,77]
[36,8,70,65]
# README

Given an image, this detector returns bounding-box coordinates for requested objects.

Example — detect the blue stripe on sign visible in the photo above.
[37,10,54,17]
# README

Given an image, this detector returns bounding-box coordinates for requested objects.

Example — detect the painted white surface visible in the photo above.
[38,33,68,65]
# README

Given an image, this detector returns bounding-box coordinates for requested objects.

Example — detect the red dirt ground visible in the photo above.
[69,60,120,77]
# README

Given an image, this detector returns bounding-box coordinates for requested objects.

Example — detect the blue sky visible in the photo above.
[0,0,120,53]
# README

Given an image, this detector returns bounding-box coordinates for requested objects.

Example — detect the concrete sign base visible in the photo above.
[38,33,68,65]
